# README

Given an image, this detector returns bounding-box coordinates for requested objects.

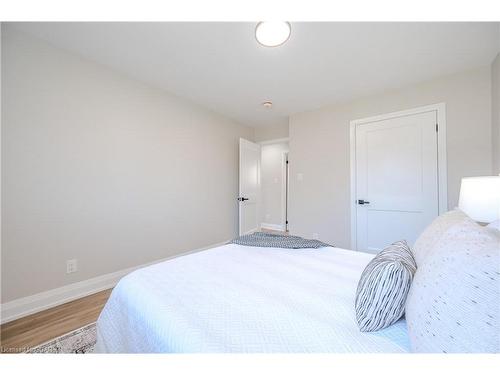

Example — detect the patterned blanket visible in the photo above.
[229,231,332,249]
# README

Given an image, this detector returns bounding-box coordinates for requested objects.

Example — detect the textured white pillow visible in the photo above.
[487,220,500,231]
[412,209,468,267]
[405,217,500,353]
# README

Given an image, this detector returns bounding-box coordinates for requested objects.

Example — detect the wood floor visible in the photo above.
[0,289,112,353]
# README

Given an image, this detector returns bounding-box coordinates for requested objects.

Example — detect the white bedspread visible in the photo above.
[95,244,410,353]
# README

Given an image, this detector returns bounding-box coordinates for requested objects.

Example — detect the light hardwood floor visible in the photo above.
[0,289,112,353]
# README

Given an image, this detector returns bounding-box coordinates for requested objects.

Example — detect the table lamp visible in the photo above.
[458,176,500,224]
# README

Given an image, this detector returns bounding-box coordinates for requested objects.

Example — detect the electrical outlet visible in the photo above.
[312,233,319,240]
[66,259,78,274]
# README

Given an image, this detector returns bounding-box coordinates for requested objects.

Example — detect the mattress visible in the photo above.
[94,244,410,353]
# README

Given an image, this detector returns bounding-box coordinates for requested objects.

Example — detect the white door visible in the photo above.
[355,110,439,253]
[239,138,261,235]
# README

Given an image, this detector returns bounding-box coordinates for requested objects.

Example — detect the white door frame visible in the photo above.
[349,103,448,250]
[258,137,290,145]
[280,151,289,231]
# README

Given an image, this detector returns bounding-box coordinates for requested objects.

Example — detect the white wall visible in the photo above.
[289,67,492,248]
[254,123,289,143]
[1,27,254,303]
[492,53,500,174]
[260,142,289,230]
[0,24,3,308]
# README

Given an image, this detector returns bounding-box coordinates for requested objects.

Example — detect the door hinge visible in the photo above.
[286,160,289,164]
[286,220,288,224]
[436,123,438,132]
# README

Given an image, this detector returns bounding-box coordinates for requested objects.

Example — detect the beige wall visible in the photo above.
[260,142,289,228]
[492,53,500,174]
[1,27,254,302]
[289,67,492,248]
[254,123,289,142]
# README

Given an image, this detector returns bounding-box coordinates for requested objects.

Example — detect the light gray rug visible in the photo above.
[230,231,333,249]
[27,322,97,354]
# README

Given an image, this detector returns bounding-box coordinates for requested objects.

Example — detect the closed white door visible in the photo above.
[355,110,439,253]
[239,138,261,235]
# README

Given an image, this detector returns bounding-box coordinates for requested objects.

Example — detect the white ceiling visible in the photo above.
[11,22,500,128]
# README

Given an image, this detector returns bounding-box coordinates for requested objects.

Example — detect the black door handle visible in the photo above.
[238,197,249,202]
[358,199,370,205]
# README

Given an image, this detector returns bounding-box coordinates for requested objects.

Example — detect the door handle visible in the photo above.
[358,199,370,205]
[238,197,249,202]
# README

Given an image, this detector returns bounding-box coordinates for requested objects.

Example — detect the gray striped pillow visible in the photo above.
[355,240,417,332]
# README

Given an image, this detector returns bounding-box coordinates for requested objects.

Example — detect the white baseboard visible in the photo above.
[260,223,285,232]
[0,240,229,324]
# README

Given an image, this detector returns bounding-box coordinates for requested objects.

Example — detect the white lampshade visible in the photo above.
[458,176,500,223]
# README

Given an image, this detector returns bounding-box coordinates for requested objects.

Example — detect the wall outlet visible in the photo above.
[66,259,78,274]
[312,233,319,240]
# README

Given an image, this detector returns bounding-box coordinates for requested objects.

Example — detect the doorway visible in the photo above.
[259,140,289,233]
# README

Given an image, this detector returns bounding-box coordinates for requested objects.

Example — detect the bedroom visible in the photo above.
[1,1,499,373]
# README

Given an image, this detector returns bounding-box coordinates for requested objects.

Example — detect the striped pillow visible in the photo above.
[355,240,417,332]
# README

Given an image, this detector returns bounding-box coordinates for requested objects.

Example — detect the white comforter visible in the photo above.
[95,244,410,353]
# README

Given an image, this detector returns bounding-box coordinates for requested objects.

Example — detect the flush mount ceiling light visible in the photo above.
[255,22,291,47]
[262,101,273,108]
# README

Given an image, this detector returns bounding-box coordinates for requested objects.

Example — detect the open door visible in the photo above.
[238,138,261,235]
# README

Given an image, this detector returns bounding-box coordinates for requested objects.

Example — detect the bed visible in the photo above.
[94,243,410,353]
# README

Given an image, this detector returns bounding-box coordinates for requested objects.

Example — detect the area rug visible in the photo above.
[27,322,97,353]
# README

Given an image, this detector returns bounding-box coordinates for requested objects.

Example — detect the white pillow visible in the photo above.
[405,217,500,353]
[412,209,468,267]
[486,220,500,231]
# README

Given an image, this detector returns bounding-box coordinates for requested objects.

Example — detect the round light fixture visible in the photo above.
[262,101,273,108]
[255,22,291,47]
